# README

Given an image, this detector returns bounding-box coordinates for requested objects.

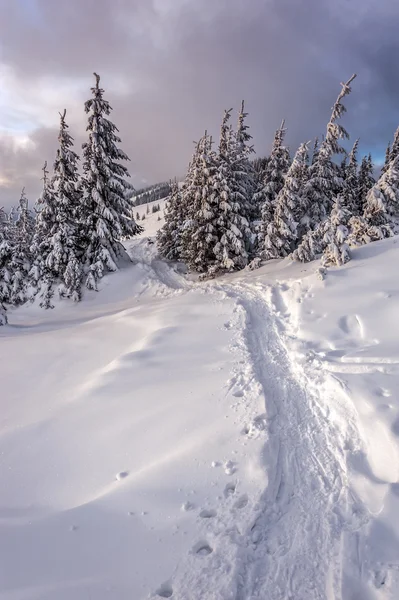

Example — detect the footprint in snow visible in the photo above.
[224,460,237,475]
[192,540,213,556]
[374,570,388,589]
[234,494,248,510]
[155,582,174,598]
[377,387,391,398]
[181,501,196,512]
[224,482,236,497]
[199,509,217,519]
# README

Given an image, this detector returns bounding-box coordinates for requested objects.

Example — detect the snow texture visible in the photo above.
[1,208,399,599]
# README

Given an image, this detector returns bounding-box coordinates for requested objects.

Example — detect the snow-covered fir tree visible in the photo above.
[349,155,399,245]
[381,141,391,174]
[342,138,359,215]
[81,73,142,290]
[179,136,207,262]
[263,142,309,259]
[0,207,12,320]
[183,134,220,273]
[321,196,351,267]
[211,110,251,273]
[311,137,320,166]
[255,120,290,247]
[389,126,399,167]
[302,74,356,230]
[253,156,269,187]
[8,189,36,305]
[30,162,58,308]
[339,156,348,183]
[232,101,256,221]
[291,226,323,262]
[357,154,375,214]
[157,179,184,260]
[45,109,83,301]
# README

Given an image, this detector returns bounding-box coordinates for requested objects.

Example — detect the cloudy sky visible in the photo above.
[0,0,397,206]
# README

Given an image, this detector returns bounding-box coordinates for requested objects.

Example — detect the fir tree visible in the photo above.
[253,156,269,188]
[9,189,36,305]
[311,137,320,166]
[357,154,375,214]
[0,207,12,312]
[381,141,391,174]
[46,109,83,300]
[232,101,256,220]
[157,179,184,260]
[255,120,290,248]
[179,137,206,262]
[264,142,309,259]
[30,162,58,308]
[339,156,348,182]
[389,127,399,166]
[342,138,359,215]
[81,73,142,290]
[291,226,323,263]
[349,155,399,245]
[184,133,220,273]
[302,74,356,230]
[211,110,250,273]
[321,196,351,267]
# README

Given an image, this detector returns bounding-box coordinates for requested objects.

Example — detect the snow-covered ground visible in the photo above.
[1,204,399,599]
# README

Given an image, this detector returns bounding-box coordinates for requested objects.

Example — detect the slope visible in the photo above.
[1,222,399,599]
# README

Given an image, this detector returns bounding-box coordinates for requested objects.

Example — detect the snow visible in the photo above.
[135,199,166,238]
[1,212,399,599]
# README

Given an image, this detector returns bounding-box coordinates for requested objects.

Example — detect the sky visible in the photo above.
[0,0,398,207]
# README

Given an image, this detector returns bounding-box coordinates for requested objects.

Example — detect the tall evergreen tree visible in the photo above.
[302,74,356,230]
[8,189,35,305]
[233,101,256,220]
[264,142,309,259]
[381,141,391,174]
[321,196,351,267]
[349,155,399,245]
[255,120,290,247]
[157,179,184,260]
[342,138,359,215]
[389,127,399,167]
[45,109,83,300]
[184,134,219,273]
[311,137,320,166]
[0,207,12,314]
[81,73,142,290]
[291,226,323,263]
[211,110,251,273]
[357,153,375,214]
[30,162,58,308]
[179,137,207,262]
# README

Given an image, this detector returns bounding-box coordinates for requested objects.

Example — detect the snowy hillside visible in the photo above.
[1,212,399,599]
[135,199,166,238]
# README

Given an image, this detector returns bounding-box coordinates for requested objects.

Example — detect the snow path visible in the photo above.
[129,249,366,599]
[203,279,359,600]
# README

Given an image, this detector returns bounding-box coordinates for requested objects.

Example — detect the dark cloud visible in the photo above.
[0,0,398,206]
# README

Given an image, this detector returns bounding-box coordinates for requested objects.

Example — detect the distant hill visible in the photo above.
[131,181,172,206]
